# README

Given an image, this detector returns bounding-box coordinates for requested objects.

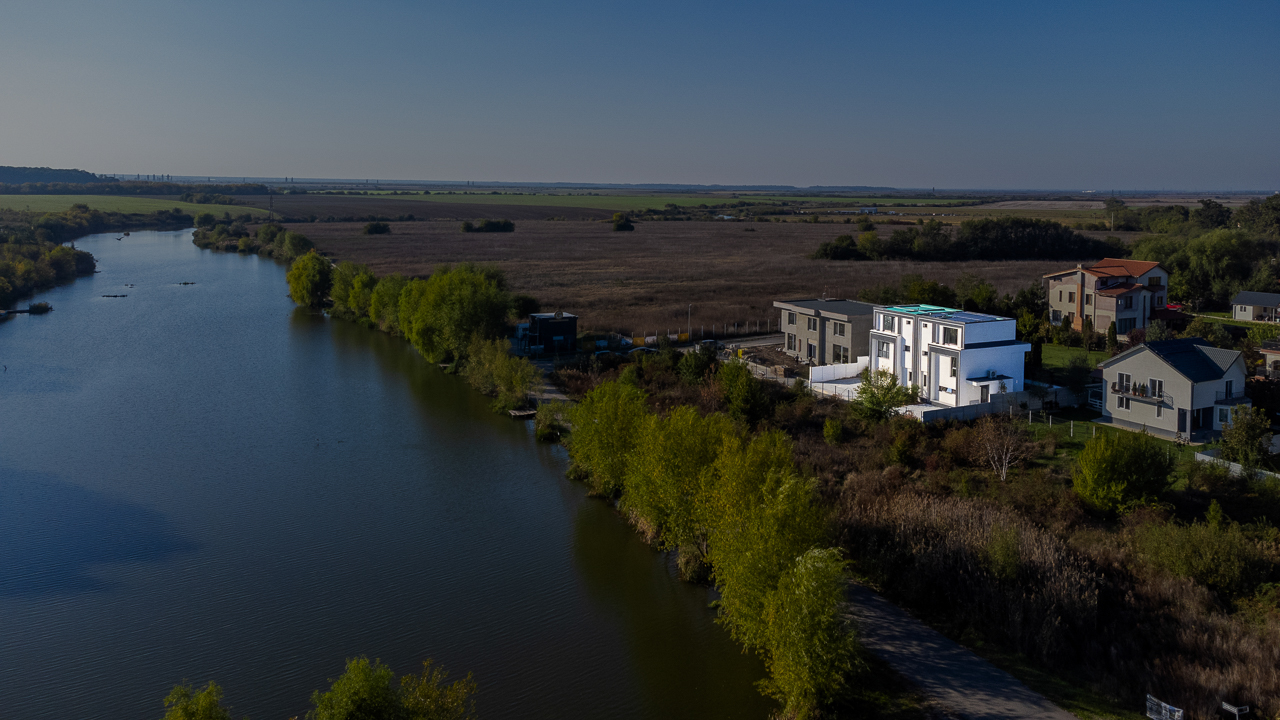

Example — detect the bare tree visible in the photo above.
[971,415,1032,483]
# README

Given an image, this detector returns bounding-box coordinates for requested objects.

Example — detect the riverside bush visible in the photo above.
[1073,430,1173,512]
[287,251,333,308]
[1132,515,1267,597]
[460,336,540,411]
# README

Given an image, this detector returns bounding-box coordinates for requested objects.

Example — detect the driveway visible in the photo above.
[845,584,1077,720]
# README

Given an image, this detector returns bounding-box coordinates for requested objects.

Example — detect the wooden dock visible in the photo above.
[508,409,537,419]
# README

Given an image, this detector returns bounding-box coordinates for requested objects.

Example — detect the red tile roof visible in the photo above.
[1085,258,1162,278]
[1096,282,1142,297]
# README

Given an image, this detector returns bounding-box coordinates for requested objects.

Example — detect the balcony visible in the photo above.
[1110,382,1171,405]
[1215,391,1250,406]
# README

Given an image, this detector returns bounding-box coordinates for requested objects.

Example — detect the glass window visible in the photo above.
[942,327,958,345]
[1156,404,1163,419]
[807,317,818,332]
[1219,408,1229,424]
[1085,294,1092,306]
[876,341,890,359]
[1068,292,1076,303]
[787,312,796,326]
[949,356,957,377]
[786,333,795,351]
[882,315,896,332]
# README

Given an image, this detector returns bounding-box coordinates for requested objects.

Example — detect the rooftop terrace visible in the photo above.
[880,304,1008,324]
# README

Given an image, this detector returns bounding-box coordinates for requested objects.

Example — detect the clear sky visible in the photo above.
[1,0,1275,189]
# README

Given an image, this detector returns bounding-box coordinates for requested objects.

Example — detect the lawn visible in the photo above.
[1040,343,1108,386]
[0,194,267,217]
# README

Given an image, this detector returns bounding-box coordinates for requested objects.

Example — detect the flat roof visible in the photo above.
[880,304,1008,324]
[774,299,879,316]
[530,312,577,319]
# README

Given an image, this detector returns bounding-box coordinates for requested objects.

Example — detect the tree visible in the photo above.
[971,415,1032,483]
[1181,317,1232,348]
[850,369,918,422]
[565,380,650,495]
[1220,405,1273,473]
[194,212,216,229]
[677,343,718,384]
[362,221,392,235]
[1080,316,1095,351]
[1073,430,1174,512]
[287,251,333,308]
[162,682,232,720]
[308,657,478,720]
[1191,198,1232,229]
[717,361,766,423]
[760,548,858,720]
[1106,321,1118,354]
[331,262,378,319]
[399,265,512,362]
[612,212,634,231]
[369,274,408,334]
[1145,319,1173,342]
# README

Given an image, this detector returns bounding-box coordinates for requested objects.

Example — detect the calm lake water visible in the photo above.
[0,231,770,720]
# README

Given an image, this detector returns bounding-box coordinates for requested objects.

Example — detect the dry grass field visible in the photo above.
[227,194,616,221]
[297,219,1066,335]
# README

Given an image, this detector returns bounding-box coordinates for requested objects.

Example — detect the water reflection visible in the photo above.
[0,469,196,597]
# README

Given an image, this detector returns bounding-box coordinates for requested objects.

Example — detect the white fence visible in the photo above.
[808,358,869,383]
[1194,448,1280,480]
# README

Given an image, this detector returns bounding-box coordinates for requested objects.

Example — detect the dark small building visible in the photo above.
[527,311,577,354]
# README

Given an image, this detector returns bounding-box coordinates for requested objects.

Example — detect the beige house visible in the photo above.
[1043,258,1169,339]
[774,299,878,365]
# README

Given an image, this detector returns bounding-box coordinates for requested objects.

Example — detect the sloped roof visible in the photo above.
[1043,258,1163,280]
[1087,258,1162,278]
[1231,290,1280,307]
[1111,338,1241,383]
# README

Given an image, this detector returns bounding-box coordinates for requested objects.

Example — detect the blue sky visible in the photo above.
[1,0,1275,189]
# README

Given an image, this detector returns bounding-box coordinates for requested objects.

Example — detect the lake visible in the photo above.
[0,230,770,719]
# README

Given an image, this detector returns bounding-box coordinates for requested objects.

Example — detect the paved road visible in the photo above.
[845,584,1077,720]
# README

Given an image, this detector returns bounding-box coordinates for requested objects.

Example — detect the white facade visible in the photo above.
[868,305,1030,407]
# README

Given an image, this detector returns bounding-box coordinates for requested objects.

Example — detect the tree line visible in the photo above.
[813,217,1121,262]
[563,374,856,719]
[0,180,270,196]
[285,254,540,411]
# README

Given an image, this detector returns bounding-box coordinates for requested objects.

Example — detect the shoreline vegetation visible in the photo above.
[1,204,200,309]
[160,656,478,720]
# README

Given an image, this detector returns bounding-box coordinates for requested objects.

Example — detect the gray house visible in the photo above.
[1098,337,1249,439]
[774,299,878,365]
[1232,290,1280,323]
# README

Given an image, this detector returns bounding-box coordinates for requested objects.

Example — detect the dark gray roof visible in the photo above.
[1232,290,1280,306]
[774,299,879,317]
[1142,338,1241,383]
[965,339,1031,350]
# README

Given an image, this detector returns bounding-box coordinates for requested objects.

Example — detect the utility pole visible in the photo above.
[688,304,692,341]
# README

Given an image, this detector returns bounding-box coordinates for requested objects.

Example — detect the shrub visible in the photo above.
[822,418,844,445]
[1073,430,1174,512]
[460,219,514,233]
[612,212,634,231]
[308,657,477,720]
[460,336,541,411]
[362,221,391,235]
[1132,517,1266,597]
[565,380,649,495]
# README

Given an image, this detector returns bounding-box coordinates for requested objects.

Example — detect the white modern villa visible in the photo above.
[868,304,1030,407]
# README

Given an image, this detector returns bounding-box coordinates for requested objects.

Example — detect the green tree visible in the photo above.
[460,336,541,411]
[760,548,858,720]
[1073,430,1174,512]
[369,274,409,334]
[400,265,511,362]
[565,380,650,495]
[1220,405,1273,472]
[849,369,918,422]
[162,681,232,720]
[717,361,766,423]
[822,418,843,445]
[309,657,400,720]
[1106,321,1118,354]
[281,231,315,261]
[612,212,634,231]
[855,231,882,259]
[331,262,378,319]
[1145,319,1173,342]
[287,251,333,308]
[1191,198,1232,229]
[1181,317,1232,348]
[399,660,478,720]
[678,343,718,384]
[194,212,217,229]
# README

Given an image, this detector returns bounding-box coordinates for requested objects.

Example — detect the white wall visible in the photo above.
[954,343,1028,405]
[960,318,1017,345]
[809,358,869,382]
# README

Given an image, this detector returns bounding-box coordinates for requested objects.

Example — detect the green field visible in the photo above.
[347,192,972,211]
[0,194,267,217]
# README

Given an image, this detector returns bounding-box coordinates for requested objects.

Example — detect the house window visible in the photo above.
[1149,378,1163,399]
[949,356,957,378]
[807,317,818,332]
[1156,295,1164,307]
[1068,292,1076,303]
[1085,294,1092,306]
[832,344,849,364]
[1117,396,1131,411]
[786,333,795,351]
[1156,404,1163,419]
[833,322,846,337]
[942,327,958,345]
[787,312,796,326]
[882,315,896,332]
[1118,318,1136,333]
[807,342,816,359]
[1219,407,1229,424]
[1058,290,1063,302]
[876,341,890,359]
[1117,372,1131,392]
[1224,380,1234,399]
[1123,296,1134,310]
[1148,276,1163,287]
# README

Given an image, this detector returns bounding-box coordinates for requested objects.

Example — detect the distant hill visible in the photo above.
[0,165,111,184]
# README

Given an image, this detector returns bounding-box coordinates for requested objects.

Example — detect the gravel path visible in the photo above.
[846,584,1078,720]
